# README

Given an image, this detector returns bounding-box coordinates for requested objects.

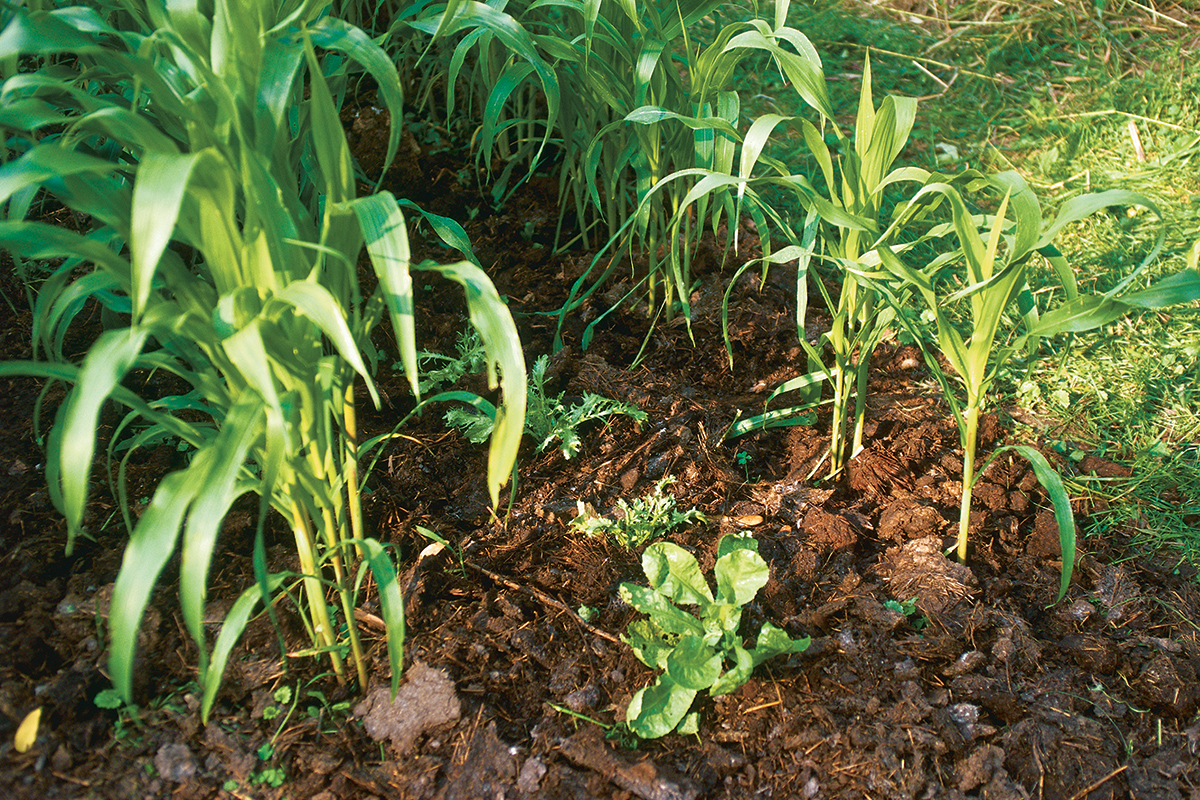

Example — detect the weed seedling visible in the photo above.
[735,450,754,482]
[94,688,143,743]
[572,477,706,549]
[547,703,639,750]
[448,355,646,459]
[883,596,928,631]
[412,328,489,395]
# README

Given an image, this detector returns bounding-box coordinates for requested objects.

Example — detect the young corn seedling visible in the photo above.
[720,53,921,475]
[863,170,1200,599]
[0,0,525,719]
[799,53,921,476]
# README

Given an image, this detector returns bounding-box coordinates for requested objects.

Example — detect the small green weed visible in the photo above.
[94,688,142,742]
[547,703,639,750]
[572,477,706,549]
[448,355,646,459]
[619,534,809,738]
[94,682,193,744]
[412,328,489,394]
[883,596,928,631]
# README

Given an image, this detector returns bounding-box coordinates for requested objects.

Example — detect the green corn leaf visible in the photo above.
[348,192,418,398]
[1034,189,1162,251]
[0,6,113,57]
[480,60,536,169]
[306,16,405,182]
[724,404,820,438]
[303,41,356,204]
[274,281,381,408]
[624,105,742,139]
[415,258,526,507]
[179,398,263,679]
[0,146,120,208]
[201,573,286,722]
[360,538,406,698]
[992,446,1075,604]
[110,470,199,703]
[131,152,202,320]
[54,328,150,547]
[1113,267,1200,308]
[397,198,479,264]
[1022,270,1200,339]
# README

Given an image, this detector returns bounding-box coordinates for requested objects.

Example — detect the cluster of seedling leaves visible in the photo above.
[572,476,706,549]
[447,354,647,459]
[619,534,810,738]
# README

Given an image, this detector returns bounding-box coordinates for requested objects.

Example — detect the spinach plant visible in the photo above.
[619,534,809,738]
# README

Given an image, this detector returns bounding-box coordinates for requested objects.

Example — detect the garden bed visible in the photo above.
[1,139,1198,799]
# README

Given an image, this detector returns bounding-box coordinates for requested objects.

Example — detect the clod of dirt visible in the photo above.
[354,660,462,755]
[877,536,977,614]
[438,721,517,800]
[800,506,859,550]
[153,743,197,783]
[557,725,699,800]
[878,496,946,542]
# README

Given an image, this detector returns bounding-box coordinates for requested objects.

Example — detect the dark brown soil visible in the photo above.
[2,110,1199,800]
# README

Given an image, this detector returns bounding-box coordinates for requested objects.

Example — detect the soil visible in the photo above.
[2,99,1200,800]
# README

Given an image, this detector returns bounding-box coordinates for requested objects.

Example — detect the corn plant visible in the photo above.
[566,0,839,329]
[861,170,1200,598]
[798,54,923,475]
[717,54,925,477]
[399,0,839,336]
[0,0,525,719]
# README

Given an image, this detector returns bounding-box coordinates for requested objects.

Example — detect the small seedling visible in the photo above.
[735,450,755,482]
[572,477,706,549]
[883,596,928,631]
[252,767,286,788]
[261,685,292,721]
[547,703,639,750]
[94,687,144,742]
[412,328,489,394]
[448,355,646,459]
[618,534,809,738]
[416,526,467,579]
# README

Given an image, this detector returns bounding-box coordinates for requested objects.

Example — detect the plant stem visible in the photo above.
[289,505,346,682]
[339,388,369,689]
[850,292,877,458]
[957,403,980,563]
[829,347,851,474]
